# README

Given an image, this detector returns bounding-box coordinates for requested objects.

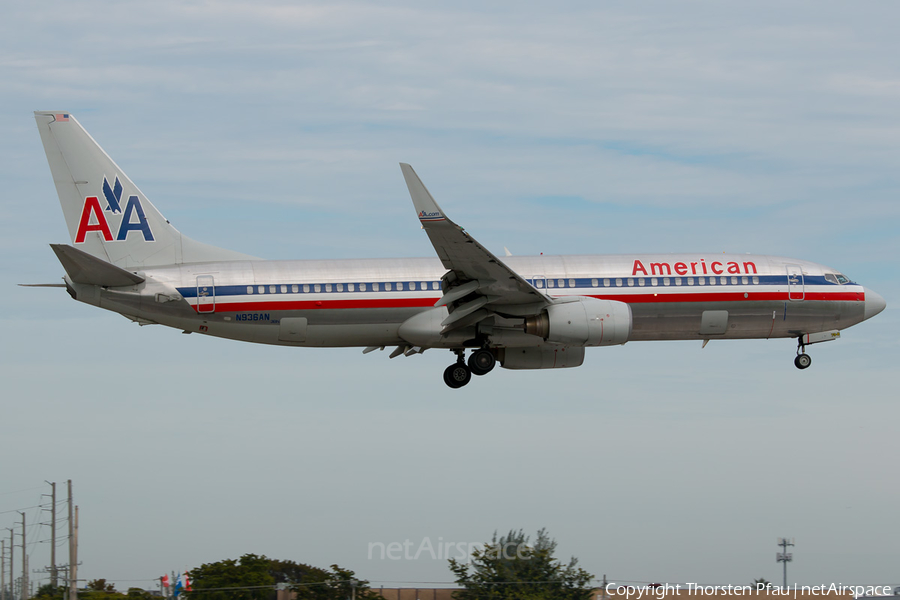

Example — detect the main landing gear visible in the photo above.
[794,337,812,370]
[443,348,496,388]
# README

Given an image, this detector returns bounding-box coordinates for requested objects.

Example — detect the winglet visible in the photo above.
[400,163,446,224]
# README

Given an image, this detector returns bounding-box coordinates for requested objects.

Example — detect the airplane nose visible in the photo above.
[864,288,886,321]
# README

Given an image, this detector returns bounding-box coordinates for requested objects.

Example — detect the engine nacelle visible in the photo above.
[499,345,585,370]
[524,298,631,347]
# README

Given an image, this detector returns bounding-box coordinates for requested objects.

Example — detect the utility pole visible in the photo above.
[67,481,76,600]
[44,482,57,589]
[18,513,26,600]
[776,537,794,589]
[2,539,6,600]
[6,529,12,600]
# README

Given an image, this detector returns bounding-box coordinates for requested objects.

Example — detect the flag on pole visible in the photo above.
[174,573,192,598]
[162,575,170,589]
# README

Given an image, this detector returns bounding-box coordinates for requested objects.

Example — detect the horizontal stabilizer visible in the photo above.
[50,244,145,286]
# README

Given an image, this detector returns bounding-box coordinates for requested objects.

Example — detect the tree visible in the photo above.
[292,564,381,600]
[186,555,379,600]
[34,584,65,600]
[449,529,594,600]
[188,554,276,600]
[87,580,117,593]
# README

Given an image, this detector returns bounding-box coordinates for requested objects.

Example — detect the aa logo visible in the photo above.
[75,176,155,243]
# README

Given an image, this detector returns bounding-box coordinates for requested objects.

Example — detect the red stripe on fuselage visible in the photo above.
[188,290,864,313]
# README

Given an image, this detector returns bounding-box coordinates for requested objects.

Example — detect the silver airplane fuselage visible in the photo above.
[71,253,879,348]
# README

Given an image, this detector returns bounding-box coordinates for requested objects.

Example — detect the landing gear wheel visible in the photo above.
[443,363,472,388]
[794,353,812,370]
[468,349,496,376]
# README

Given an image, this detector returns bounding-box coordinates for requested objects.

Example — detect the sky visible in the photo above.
[1,0,898,593]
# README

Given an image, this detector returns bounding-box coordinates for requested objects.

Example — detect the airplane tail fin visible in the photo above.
[34,112,256,268]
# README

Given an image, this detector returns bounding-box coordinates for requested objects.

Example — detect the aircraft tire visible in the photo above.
[443,363,472,388]
[794,353,812,369]
[468,349,496,376]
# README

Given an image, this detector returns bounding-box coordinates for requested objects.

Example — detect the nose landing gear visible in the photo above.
[794,352,812,369]
[794,337,812,370]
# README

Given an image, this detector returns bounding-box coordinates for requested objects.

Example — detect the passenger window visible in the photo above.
[325,284,332,292]
[752,276,759,285]
[708,277,715,286]
[314,284,321,293]
[675,278,682,286]
[604,278,611,287]
[348,283,355,292]
[292,284,298,293]
[548,280,555,288]
[535,279,544,288]
[372,283,379,291]
[616,278,623,287]
[303,284,310,293]
[591,278,598,287]
[741,277,748,285]
[258,285,265,294]
[627,279,634,287]
[360,283,367,291]
[385,283,392,291]
[432,282,440,290]
[247,286,253,294]
[397,282,404,291]
[638,278,645,287]
[269,285,276,294]
[558,279,565,288]
[338,283,344,292]
[280,285,287,294]
[721,277,727,285]
[699,277,706,286]
[663,277,670,286]
[569,278,576,288]
[731,277,737,285]
[651,278,658,286]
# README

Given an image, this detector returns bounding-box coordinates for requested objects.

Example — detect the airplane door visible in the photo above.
[786,265,804,301]
[197,275,215,313]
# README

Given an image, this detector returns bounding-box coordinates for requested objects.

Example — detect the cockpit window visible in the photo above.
[825,273,838,284]
[826,273,851,285]
[836,273,850,284]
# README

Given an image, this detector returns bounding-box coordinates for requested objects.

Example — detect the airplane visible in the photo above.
[30,111,886,388]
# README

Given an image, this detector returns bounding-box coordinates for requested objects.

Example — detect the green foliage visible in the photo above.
[87,580,117,593]
[449,529,594,600]
[34,584,65,600]
[186,554,378,600]
[188,554,276,600]
[292,564,381,600]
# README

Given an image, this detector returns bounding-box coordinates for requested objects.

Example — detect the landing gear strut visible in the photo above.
[443,349,472,388]
[794,338,812,370]
[443,348,498,388]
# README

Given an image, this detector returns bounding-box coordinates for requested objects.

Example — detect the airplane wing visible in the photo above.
[399,163,550,332]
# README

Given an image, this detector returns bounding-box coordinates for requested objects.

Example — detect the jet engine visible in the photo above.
[523,298,632,347]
